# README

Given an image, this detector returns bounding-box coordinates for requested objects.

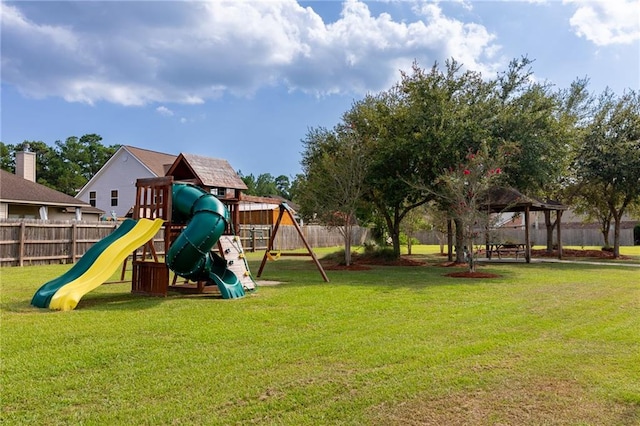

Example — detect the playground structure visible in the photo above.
[32,176,256,310]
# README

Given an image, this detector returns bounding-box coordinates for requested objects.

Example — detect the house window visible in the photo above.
[111,190,118,207]
[211,187,225,197]
[89,191,96,207]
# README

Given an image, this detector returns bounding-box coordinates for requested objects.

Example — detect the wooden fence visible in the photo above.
[0,220,120,267]
[2,219,633,267]
[0,220,371,267]
[237,225,370,252]
[414,226,637,247]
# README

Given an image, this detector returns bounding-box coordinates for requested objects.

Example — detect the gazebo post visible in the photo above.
[524,206,531,263]
[557,210,563,260]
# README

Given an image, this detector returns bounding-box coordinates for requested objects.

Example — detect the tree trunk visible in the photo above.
[391,225,402,259]
[447,219,453,262]
[455,218,465,263]
[608,197,630,259]
[344,225,352,266]
[338,221,353,266]
[467,235,476,273]
[437,234,445,255]
[544,211,555,253]
[613,215,621,259]
[601,228,611,248]
[600,216,611,247]
[377,201,402,260]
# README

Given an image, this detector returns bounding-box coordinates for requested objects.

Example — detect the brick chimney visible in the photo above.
[16,146,36,182]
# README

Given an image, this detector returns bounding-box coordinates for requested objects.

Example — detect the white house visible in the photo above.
[76,146,250,220]
[75,146,177,218]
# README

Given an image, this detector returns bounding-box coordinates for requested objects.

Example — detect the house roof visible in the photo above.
[479,186,568,213]
[240,194,299,212]
[124,146,177,176]
[166,153,248,190]
[75,145,177,199]
[0,169,102,211]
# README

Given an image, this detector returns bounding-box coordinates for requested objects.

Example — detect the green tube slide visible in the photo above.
[31,219,138,308]
[167,183,245,299]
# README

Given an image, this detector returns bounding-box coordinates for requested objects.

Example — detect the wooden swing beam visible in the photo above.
[257,203,329,282]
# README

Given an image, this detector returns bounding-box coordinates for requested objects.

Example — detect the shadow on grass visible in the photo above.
[2,299,45,314]
[3,285,256,313]
[251,254,639,294]
[74,292,166,311]
[253,258,520,293]
[80,288,252,310]
[4,293,166,313]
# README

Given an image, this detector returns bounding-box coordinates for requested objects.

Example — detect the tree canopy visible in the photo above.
[299,125,370,265]
[239,172,295,200]
[0,135,119,196]
[296,57,638,259]
[574,89,640,257]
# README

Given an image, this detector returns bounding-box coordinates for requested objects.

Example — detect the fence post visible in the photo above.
[251,231,257,252]
[72,223,77,263]
[19,222,26,267]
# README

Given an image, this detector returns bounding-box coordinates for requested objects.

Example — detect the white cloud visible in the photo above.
[564,0,640,46]
[1,0,503,106]
[156,106,174,116]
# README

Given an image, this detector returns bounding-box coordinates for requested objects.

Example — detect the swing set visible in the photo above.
[256,203,329,282]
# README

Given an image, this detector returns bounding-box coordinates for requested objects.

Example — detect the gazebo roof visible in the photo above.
[479,186,567,213]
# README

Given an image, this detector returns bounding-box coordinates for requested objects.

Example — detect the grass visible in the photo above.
[1,245,639,425]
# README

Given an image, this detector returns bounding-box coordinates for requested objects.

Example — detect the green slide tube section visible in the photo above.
[31,219,138,308]
[167,183,245,299]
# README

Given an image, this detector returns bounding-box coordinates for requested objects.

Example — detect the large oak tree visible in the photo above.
[575,89,640,257]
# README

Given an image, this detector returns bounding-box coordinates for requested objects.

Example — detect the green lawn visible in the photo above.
[1,246,639,425]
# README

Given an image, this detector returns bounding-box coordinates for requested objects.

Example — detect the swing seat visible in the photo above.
[267,251,281,261]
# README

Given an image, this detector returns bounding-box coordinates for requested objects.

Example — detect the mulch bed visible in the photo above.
[437,260,501,278]
[531,248,630,260]
[357,256,427,267]
[320,248,631,275]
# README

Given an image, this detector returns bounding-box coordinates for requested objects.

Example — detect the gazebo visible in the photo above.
[448,186,568,263]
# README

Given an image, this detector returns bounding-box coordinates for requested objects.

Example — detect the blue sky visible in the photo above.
[2,0,639,179]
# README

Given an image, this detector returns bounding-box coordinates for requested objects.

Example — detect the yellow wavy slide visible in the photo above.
[49,218,164,311]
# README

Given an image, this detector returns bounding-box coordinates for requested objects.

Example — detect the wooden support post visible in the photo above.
[288,206,329,283]
[129,176,173,294]
[257,203,329,282]
[557,210,563,260]
[257,206,285,278]
[121,256,128,281]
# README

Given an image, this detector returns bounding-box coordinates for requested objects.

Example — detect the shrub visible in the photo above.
[363,240,378,254]
[364,246,397,262]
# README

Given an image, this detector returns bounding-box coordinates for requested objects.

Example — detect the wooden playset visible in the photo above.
[127,176,255,296]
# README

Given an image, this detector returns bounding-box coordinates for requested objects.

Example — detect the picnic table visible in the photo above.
[486,243,527,260]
